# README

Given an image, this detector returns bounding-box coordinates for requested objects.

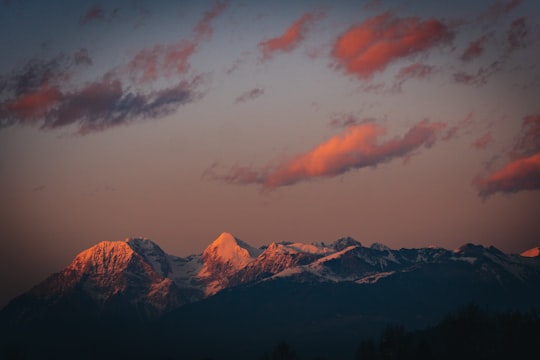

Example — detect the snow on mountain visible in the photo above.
[370,242,391,252]
[331,237,362,251]
[197,232,262,295]
[228,241,325,286]
[126,237,172,277]
[12,239,189,321]
[3,232,540,324]
[521,247,540,258]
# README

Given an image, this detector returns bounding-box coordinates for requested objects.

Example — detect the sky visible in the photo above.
[1,0,539,307]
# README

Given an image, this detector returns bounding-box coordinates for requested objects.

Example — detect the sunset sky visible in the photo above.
[1,0,540,307]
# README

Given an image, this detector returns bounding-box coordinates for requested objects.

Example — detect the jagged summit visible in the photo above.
[370,242,391,252]
[69,240,138,274]
[521,247,540,258]
[453,243,486,255]
[3,232,540,326]
[126,237,171,277]
[332,237,362,251]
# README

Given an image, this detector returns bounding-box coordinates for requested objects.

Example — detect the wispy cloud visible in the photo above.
[477,0,522,22]
[507,17,528,52]
[1,71,202,134]
[128,1,228,83]
[79,5,120,25]
[234,87,264,104]
[193,0,229,41]
[79,5,106,25]
[128,41,197,83]
[73,48,93,66]
[0,3,227,134]
[471,132,492,149]
[476,153,540,198]
[461,35,490,62]
[332,12,451,79]
[259,12,323,61]
[476,114,540,197]
[209,120,446,189]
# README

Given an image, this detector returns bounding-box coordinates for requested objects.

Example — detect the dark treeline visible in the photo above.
[257,305,540,360]
[2,305,540,359]
[355,304,540,360]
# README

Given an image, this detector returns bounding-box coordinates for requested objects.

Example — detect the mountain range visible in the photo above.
[1,232,540,359]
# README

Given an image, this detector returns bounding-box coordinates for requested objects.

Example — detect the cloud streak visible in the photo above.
[1,74,202,134]
[234,87,264,104]
[128,1,228,83]
[476,153,540,198]
[210,120,446,189]
[332,12,451,79]
[259,12,322,61]
[471,132,492,149]
[476,114,540,197]
[461,35,489,62]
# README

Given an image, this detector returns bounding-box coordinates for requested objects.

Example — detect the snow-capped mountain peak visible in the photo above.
[125,237,171,277]
[202,232,261,267]
[521,247,540,258]
[198,232,261,295]
[69,240,138,275]
[332,237,362,251]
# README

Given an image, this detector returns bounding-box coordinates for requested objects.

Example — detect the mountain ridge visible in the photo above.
[2,233,540,359]
[3,233,539,318]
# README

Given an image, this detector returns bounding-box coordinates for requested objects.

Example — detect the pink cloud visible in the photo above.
[7,84,62,121]
[442,112,474,141]
[332,12,451,79]
[461,35,490,62]
[1,75,202,134]
[128,2,226,83]
[212,120,446,189]
[193,0,229,41]
[471,132,492,149]
[476,153,540,198]
[259,12,323,61]
[475,114,540,197]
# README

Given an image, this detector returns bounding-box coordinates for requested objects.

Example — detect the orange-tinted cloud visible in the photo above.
[259,12,322,61]
[476,114,540,197]
[332,12,450,78]
[1,75,202,134]
[7,84,62,120]
[476,153,540,198]
[212,120,446,189]
[471,132,492,149]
